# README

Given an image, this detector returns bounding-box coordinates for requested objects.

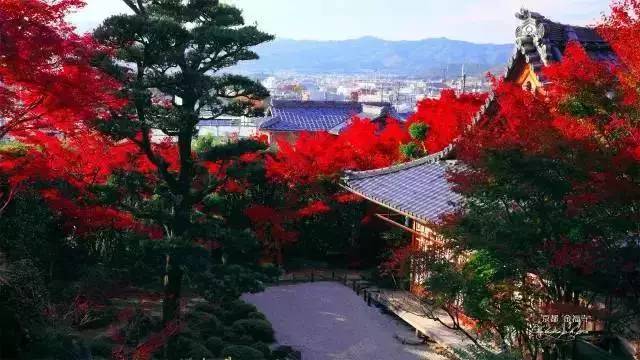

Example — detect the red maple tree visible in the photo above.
[266,117,409,186]
[406,90,488,154]
[0,0,146,235]
[0,0,123,138]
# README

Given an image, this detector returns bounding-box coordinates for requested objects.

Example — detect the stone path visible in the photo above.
[372,290,474,353]
[243,282,450,360]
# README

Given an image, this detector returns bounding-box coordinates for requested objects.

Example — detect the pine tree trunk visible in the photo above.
[162,254,183,324]
[162,184,191,324]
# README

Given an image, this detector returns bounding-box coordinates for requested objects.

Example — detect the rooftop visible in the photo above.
[343,154,462,224]
[506,8,616,83]
[258,100,396,132]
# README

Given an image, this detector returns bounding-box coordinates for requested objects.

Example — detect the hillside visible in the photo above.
[233,36,514,76]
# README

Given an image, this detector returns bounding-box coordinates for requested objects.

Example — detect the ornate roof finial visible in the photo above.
[516,8,531,21]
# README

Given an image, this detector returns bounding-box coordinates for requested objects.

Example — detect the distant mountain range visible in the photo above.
[232,37,514,77]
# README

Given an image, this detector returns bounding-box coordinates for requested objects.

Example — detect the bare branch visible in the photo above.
[122,0,141,15]
[0,185,18,218]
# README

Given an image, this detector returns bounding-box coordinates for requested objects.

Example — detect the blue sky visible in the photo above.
[70,0,610,44]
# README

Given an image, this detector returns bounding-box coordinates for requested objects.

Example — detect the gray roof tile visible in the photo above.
[258,100,396,132]
[343,155,462,223]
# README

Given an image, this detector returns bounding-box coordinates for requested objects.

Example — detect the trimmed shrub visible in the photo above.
[193,302,219,314]
[221,345,265,360]
[204,336,224,356]
[231,319,275,343]
[222,300,258,323]
[122,310,157,345]
[185,311,222,338]
[247,311,267,320]
[235,334,255,346]
[170,336,214,359]
[185,342,213,359]
[272,345,301,360]
[251,341,271,358]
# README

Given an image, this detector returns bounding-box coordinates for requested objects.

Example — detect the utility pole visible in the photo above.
[459,64,467,94]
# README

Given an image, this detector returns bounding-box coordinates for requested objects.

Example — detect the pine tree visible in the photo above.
[93,0,273,323]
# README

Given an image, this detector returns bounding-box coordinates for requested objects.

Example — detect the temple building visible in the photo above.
[257,99,398,144]
[343,10,616,293]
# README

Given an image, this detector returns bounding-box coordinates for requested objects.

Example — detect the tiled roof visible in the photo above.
[342,154,462,224]
[258,100,395,132]
[506,9,617,84]
[198,118,239,127]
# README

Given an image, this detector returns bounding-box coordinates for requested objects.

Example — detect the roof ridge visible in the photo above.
[515,8,600,32]
[343,146,452,180]
[257,116,280,129]
[272,100,362,108]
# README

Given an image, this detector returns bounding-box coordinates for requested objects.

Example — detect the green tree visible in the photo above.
[93,0,273,323]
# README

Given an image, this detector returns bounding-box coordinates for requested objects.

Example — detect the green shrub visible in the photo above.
[231,319,275,343]
[170,336,214,359]
[177,325,197,340]
[222,300,258,323]
[272,345,300,360]
[0,259,49,356]
[236,334,255,345]
[88,337,113,357]
[247,311,267,320]
[185,342,214,359]
[22,330,79,360]
[399,142,423,159]
[193,302,219,314]
[121,309,157,345]
[408,122,429,140]
[79,306,117,330]
[204,336,225,356]
[221,345,265,360]
[186,311,222,337]
[251,341,271,358]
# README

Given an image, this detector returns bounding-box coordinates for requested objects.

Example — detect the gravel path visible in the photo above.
[242,282,448,360]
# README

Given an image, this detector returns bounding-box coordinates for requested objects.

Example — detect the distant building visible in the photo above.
[257,100,399,144]
[197,116,258,139]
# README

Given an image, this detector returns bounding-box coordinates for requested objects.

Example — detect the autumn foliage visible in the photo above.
[0,0,143,236]
[423,11,640,355]
[0,0,123,137]
[406,90,487,154]
[266,118,409,186]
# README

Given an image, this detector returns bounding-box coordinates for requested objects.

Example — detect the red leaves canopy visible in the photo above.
[450,11,640,286]
[0,0,142,236]
[0,0,123,138]
[407,90,487,154]
[266,118,409,186]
